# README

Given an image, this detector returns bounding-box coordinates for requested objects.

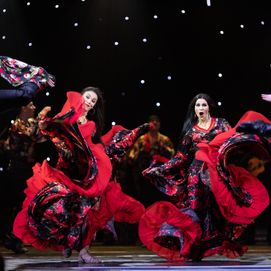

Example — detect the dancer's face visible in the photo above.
[82,90,98,113]
[194,98,210,121]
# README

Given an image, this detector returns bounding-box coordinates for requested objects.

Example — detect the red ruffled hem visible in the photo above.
[196,111,270,225]
[202,240,248,259]
[139,201,201,262]
[14,180,144,251]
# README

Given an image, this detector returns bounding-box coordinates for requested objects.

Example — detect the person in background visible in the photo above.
[13,86,149,263]
[139,93,271,262]
[0,102,49,254]
[127,114,175,207]
[111,115,175,245]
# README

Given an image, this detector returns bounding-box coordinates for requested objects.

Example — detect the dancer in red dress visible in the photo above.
[13,86,148,263]
[139,93,271,262]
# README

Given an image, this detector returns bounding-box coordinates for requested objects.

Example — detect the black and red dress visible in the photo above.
[140,112,271,261]
[13,91,147,253]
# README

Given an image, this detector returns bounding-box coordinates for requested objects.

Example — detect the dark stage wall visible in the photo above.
[1,0,271,147]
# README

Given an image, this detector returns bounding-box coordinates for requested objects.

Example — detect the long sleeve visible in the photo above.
[106,123,150,162]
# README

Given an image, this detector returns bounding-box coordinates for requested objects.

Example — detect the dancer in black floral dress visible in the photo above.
[139,93,271,262]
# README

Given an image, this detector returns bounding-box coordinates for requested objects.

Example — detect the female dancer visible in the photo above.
[139,93,271,262]
[13,87,148,263]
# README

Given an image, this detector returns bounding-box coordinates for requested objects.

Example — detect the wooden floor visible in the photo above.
[2,244,271,271]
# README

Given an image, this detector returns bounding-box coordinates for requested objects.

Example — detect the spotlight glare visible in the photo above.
[140,80,145,84]
[220,30,224,35]
[114,41,119,46]
[240,24,244,28]
[0,167,3,172]
[46,92,50,96]
[181,10,186,14]
[2,35,6,40]
[11,120,14,124]
[142,38,147,43]
[55,4,59,8]
[261,21,265,25]
[28,42,32,47]
[111,121,116,126]
[167,75,172,80]
[218,73,223,78]
[153,14,158,19]
[46,157,51,161]
[124,16,129,21]
[86,45,91,49]
[156,102,161,107]
[2,9,6,13]
[26,2,31,6]
[217,101,222,106]
[74,22,79,27]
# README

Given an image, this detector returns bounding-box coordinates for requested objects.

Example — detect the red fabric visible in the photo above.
[207,111,271,149]
[152,154,170,163]
[101,125,126,145]
[104,181,145,223]
[57,91,85,124]
[83,182,145,248]
[196,110,270,224]
[139,201,202,262]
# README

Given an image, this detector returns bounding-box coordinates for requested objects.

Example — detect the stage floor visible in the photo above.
[2,245,271,271]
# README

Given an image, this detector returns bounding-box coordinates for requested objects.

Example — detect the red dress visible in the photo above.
[13,91,146,252]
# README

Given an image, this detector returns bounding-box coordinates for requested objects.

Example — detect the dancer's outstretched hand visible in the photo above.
[261,94,271,102]
[38,106,51,130]
[47,77,55,87]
